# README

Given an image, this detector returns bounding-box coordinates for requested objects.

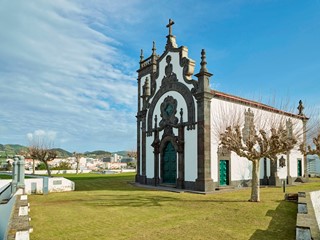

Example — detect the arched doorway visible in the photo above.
[162,141,177,184]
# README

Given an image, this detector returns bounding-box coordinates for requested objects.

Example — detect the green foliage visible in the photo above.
[83,150,112,158]
[36,162,47,170]
[127,162,136,168]
[0,174,13,179]
[0,144,28,157]
[51,161,72,170]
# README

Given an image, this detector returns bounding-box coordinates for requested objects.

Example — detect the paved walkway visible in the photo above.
[7,195,32,240]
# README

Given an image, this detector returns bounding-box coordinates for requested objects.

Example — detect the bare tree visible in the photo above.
[220,123,297,202]
[214,99,304,202]
[28,132,57,177]
[300,128,320,158]
[127,150,137,159]
[73,152,82,174]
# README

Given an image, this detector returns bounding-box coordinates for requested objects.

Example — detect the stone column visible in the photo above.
[261,157,269,185]
[140,110,147,184]
[269,158,282,186]
[177,123,185,189]
[152,115,160,186]
[286,152,293,185]
[17,156,25,189]
[194,49,214,192]
[136,112,141,183]
[11,157,18,193]
[302,118,309,181]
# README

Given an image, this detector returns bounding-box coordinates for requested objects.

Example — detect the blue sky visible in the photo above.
[0,0,319,152]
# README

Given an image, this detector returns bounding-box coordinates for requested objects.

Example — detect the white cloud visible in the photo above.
[0,0,140,151]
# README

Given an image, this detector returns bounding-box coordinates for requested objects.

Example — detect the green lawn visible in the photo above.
[0,173,13,179]
[28,173,320,240]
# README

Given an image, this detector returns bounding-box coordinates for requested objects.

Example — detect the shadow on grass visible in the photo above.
[249,200,297,240]
[63,173,143,192]
[89,197,249,207]
[85,195,180,207]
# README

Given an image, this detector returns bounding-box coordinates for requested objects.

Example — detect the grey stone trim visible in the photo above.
[146,178,154,185]
[159,96,179,128]
[146,81,196,135]
[140,109,147,184]
[184,181,196,190]
[152,48,198,91]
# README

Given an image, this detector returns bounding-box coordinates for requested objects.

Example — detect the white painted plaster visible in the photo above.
[211,96,305,182]
[146,134,154,178]
[184,127,198,181]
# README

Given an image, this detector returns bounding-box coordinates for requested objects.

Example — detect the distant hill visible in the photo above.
[52,148,72,158]
[0,144,128,159]
[113,151,129,157]
[83,150,112,158]
[0,144,28,157]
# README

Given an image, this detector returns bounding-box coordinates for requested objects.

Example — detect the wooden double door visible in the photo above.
[162,141,177,184]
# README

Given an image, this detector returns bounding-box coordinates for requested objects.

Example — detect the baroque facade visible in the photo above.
[136,20,308,192]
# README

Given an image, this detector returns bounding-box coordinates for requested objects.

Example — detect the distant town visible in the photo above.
[0,144,136,173]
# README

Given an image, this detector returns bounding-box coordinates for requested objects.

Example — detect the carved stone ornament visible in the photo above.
[218,146,231,157]
[159,96,178,128]
[146,77,196,135]
[162,55,178,86]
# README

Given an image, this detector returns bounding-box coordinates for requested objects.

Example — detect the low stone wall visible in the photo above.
[25,169,92,175]
[24,177,75,194]
[0,194,17,239]
[7,194,32,240]
[0,177,75,195]
[0,180,12,192]
[296,191,320,240]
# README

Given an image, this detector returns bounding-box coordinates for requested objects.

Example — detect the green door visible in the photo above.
[162,142,177,184]
[219,160,229,186]
[297,159,302,177]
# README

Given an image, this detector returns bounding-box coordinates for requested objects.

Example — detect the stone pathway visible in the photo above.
[6,195,32,240]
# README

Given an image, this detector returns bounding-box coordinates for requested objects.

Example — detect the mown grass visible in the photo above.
[0,174,13,179]
[28,174,320,240]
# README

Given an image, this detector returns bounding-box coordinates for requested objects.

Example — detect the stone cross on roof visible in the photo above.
[166,19,174,36]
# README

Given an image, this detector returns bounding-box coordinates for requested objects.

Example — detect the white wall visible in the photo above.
[146,133,154,178]
[211,97,305,181]
[25,170,91,175]
[184,127,197,181]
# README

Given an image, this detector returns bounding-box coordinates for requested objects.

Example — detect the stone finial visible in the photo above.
[144,77,150,97]
[140,49,144,62]
[297,100,304,116]
[180,108,183,123]
[152,41,156,55]
[200,49,208,73]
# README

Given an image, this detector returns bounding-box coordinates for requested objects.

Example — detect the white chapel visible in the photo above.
[135,19,307,192]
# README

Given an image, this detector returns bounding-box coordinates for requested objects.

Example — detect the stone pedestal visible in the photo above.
[287,176,293,185]
[195,179,214,192]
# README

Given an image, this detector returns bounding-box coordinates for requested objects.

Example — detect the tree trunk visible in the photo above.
[32,159,35,174]
[76,161,79,174]
[250,159,260,202]
[44,161,52,177]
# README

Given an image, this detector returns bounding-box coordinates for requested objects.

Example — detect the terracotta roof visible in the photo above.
[212,90,308,120]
